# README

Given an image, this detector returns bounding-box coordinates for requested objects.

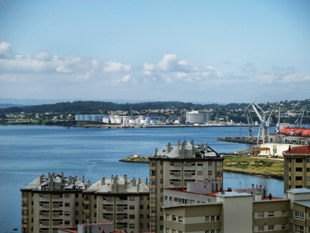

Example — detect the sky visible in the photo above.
[0,0,309,103]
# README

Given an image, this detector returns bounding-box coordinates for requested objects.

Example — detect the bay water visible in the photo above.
[0,125,283,232]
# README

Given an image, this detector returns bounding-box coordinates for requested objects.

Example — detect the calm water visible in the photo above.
[0,125,283,233]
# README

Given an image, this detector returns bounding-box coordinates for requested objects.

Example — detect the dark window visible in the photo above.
[296,159,302,163]
[296,176,303,181]
[296,167,302,172]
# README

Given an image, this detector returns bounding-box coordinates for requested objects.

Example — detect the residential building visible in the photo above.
[82,175,150,233]
[149,140,224,232]
[283,145,310,192]
[20,172,89,233]
[58,222,124,233]
[163,187,310,233]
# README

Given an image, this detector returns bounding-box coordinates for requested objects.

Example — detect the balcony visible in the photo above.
[52,212,63,218]
[39,221,49,226]
[40,203,50,209]
[52,221,63,226]
[39,212,49,217]
[52,203,63,208]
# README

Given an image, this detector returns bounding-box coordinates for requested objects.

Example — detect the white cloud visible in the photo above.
[32,51,52,61]
[158,54,190,72]
[0,41,12,58]
[103,61,131,72]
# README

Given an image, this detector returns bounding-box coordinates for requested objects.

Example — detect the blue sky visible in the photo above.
[0,0,309,103]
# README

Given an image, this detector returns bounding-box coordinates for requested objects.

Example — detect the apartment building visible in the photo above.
[283,145,310,192]
[20,173,89,233]
[149,140,224,232]
[163,186,310,233]
[81,175,150,233]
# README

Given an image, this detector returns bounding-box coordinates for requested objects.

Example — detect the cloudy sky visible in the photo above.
[0,0,309,103]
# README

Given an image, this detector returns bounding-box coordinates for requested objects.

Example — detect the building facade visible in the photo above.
[21,173,89,233]
[82,175,150,233]
[21,174,149,233]
[163,188,310,233]
[149,140,224,232]
[283,146,310,192]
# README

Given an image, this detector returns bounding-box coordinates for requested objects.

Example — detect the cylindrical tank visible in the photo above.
[110,117,116,124]
[186,111,206,124]
[145,117,151,123]
[135,118,141,124]
[102,117,109,123]
[80,115,85,121]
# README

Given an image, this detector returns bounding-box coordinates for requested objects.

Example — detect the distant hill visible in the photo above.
[0,101,248,114]
[0,99,309,115]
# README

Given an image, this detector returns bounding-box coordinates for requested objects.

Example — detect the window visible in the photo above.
[268,211,274,217]
[211,216,215,222]
[258,225,264,231]
[268,225,274,230]
[257,212,264,218]
[64,220,70,225]
[295,225,304,233]
[129,205,135,210]
[295,211,305,219]
[179,216,183,223]
[172,215,176,221]
[64,202,70,207]
[281,224,286,230]
[296,159,302,163]
[64,211,70,216]
[208,171,212,175]
[216,215,220,221]
[296,176,303,181]
[205,216,209,222]
[296,167,303,172]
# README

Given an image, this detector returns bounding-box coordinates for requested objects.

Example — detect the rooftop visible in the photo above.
[151,140,222,159]
[85,175,149,194]
[287,188,310,194]
[21,172,89,191]
[294,200,310,208]
[283,145,310,155]
[216,191,252,198]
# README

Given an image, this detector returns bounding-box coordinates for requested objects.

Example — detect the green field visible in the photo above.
[223,155,284,178]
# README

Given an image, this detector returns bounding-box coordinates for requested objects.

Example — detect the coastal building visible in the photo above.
[283,145,310,193]
[149,140,224,232]
[82,175,150,233]
[20,172,89,233]
[163,186,310,233]
[186,111,211,124]
[21,174,149,233]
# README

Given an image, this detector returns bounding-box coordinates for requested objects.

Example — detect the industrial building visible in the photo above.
[186,111,211,124]
[149,140,224,232]
[283,145,310,193]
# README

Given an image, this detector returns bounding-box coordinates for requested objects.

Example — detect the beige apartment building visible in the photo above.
[149,140,224,232]
[283,146,310,192]
[20,173,89,233]
[164,186,310,233]
[82,175,150,233]
[21,174,149,233]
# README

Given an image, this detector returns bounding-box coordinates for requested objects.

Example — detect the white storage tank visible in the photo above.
[145,117,151,123]
[186,111,206,124]
[102,117,110,123]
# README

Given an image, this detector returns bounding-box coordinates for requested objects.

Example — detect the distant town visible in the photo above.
[0,99,309,127]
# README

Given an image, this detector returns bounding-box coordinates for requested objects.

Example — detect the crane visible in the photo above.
[246,102,273,144]
[294,106,306,128]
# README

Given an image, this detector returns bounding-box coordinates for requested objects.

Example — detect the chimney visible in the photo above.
[111,175,114,181]
[155,148,158,155]
[49,175,53,190]
[101,177,105,185]
[268,193,272,200]
[178,140,180,146]
[82,176,85,183]
[40,174,44,183]
[48,172,51,178]
[167,142,171,153]
[191,140,194,146]
[132,178,136,186]
[252,184,254,189]
[124,175,127,189]
[87,180,91,187]
[145,178,148,185]
[69,176,72,184]
[201,144,204,150]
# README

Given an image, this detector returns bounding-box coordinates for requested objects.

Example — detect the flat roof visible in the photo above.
[216,191,252,198]
[287,188,310,194]
[294,200,310,208]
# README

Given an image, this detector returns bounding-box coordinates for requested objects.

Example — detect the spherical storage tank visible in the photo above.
[186,111,206,124]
